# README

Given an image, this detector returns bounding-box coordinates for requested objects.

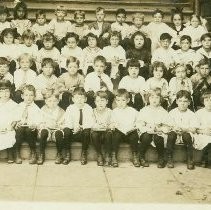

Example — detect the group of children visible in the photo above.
[0,1,211,169]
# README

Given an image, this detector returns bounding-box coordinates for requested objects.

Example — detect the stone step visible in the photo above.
[0,142,207,163]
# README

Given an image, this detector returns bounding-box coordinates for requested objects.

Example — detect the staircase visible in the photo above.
[3,0,194,24]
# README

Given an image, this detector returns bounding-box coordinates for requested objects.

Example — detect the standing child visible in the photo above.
[167,90,198,169]
[57,56,84,110]
[63,87,95,165]
[0,6,11,34]
[137,88,170,168]
[15,85,42,164]
[118,59,145,111]
[38,94,65,165]
[0,80,18,163]
[110,89,140,167]
[0,57,14,84]
[195,90,211,168]
[84,55,113,108]
[91,91,112,166]
[14,53,37,103]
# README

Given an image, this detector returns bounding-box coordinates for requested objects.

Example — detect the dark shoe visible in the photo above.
[187,160,195,170]
[15,150,22,164]
[104,153,111,167]
[81,150,87,165]
[29,151,37,164]
[55,153,63,164]
[167,156,174,168]
[62,152,71,165]
[37,153,45,165]
[7,148,14,164]
[200,160,208,168]
[140,158,149,167]
[132,152,140,167]
[97,153,104,166]
[111,152,118,167]
[157,158,165,168]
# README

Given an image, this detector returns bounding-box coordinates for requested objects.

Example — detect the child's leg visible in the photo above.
[182,132,195,169]
[153,134,165,168]
[80,128,91,165]
[139,132,154,166]
[7,147,14,163]
[127,130,140,167]
[55,130,64,164]
[15,127,26,164]
[103,130,112,166]
[200,143,211,167]
[62,127,73,165]
[166,131,177,168]
[37,129,48,165]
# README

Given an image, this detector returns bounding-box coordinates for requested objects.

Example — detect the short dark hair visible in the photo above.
[72,87,86,97]
[35,10,46,19]
[0,80,12,91]
[66,56,80,67]
[41,58,55,70]
[152,9,164,18]
[0,57,10,66]
[201,33,211,42]
[115,88,130,99]
[85,32,99,47]
[65,32,79,42]
[42,32,56,42]
[115,8,126,17]
[96,7,105,13]
[94,55,107,66]
[108,31,122,41]
[180,35,192,43]
[22,85,36,96]
[126,59,140,70]
[176,90,192,101]
[171,8,184,22]
[150,61,167,78]
[201,90,211,104]
[198,59,209,67]
[95,91,108,100]
[160,33,172,41]
[74,10,85,19]
[22,29,35,40]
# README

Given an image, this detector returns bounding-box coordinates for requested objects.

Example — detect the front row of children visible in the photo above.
[0,80,211,170]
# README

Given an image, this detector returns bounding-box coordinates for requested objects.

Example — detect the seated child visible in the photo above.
[191,59,211,109]
[110,89,140,167]
[15,85,42,164]
[136,88,170,168]
[34,58,58,108]
[38,93,65,165]
[63,87,95,165]
[118,59,145,111]
[167,90,198,169]
[0,57,13,83]
[0,6,11,34]
[57,56,84,110]
[14,53,37,103]
[195,90,211,168]
[91,91,112,166]
[0,80,18,163]
[84,55,114,108]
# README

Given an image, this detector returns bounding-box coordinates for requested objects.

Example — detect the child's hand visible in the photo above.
[73,125,81,134]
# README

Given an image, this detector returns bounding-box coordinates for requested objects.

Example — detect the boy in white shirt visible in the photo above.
[167,90,198,170]
[110,89,140,167]
[63,87,95,165]
[15,85,42,164]
[84,55,114,108]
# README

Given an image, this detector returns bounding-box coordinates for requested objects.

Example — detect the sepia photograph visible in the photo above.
[0,0,211,209]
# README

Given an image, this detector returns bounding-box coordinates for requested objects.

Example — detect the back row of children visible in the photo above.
[1,79,211,171]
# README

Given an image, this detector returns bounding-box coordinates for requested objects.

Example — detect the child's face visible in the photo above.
[160,39,171,49]
[37,15,46,25]
[22,90,35,105]
[66,37,77,48]
[19,58,31,71]
[134,34,144,49]
[43,39,54,50]
[173,14,182,27]
[0,89,10,102]
[42,63,54,77]
[128,66,139,78]
[202,37,211,50]
[3,33,14,44]
[95,96,107,110]
[116,13,126,24]
[133,17,143,28]
[0,64,9,76]
[87,37,97,48]
[153,67,164,79]
[153,13,163,23]
[191,17,200,28]
[199,64,210,77]
[94,60,105,75]
[115,96,129,109]
[0,13,7,23]
[175,66,186,80]
[56,10,66,21]
[180,39,191,51]
[72,94,86,108]
[23,38,34,47]
[176,97,190,112]
[67,62,78,75]
[45,96,59,109]
[96,10,105,22]
[75,15,84,25]
[16,7,25,19]
[148,94,161,107]
[203,96,211,111]
[110,36,119,47]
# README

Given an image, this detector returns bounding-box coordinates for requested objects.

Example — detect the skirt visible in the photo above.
[194,134,211,150]
[0,131,16,150]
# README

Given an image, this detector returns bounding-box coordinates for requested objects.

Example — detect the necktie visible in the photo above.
[98,75,107,89]
[22,105,29,124]
[79,109,83,126]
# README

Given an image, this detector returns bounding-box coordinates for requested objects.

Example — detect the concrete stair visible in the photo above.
[3,0,194,24]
